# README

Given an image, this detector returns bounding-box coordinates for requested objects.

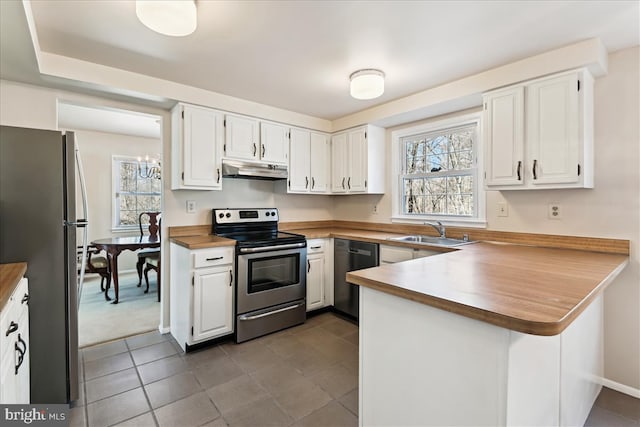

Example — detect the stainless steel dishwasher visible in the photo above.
[334,239,379,320]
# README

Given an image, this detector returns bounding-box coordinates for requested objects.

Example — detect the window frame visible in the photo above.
[112,155,162,232]
[391,112,486,227]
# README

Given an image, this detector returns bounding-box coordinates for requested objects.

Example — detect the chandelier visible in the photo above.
[138,155,161,180]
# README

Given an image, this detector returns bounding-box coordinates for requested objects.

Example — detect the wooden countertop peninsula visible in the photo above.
[348,242,628,336]
[0,262,27,311]
[170,234,236,250]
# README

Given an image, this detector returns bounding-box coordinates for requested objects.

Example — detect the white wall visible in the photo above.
[74,129,162,271]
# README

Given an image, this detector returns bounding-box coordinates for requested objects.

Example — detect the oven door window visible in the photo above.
[247,253,300,293]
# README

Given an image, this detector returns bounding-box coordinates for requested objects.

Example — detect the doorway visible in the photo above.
[58,101,163,348]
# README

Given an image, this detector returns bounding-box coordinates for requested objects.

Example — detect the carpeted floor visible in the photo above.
[78,271,160,348]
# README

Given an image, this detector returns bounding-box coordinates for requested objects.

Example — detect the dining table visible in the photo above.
[91,235,160,304]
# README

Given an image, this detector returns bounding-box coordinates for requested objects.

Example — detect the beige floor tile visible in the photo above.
[83,340,129,362]
[138,354,189,385]
[229,344,283,373]
[144,371,202,409]
[201,417,229,427]
[595,387,640,421]
[283,345,336,377]
[320,319,359,338]
[85,368,141,403]
[131,341,178,366]
[220,338,265,357]
[84,352,134,381]
[68,406,86,427]
[343,331,359,346]
[294,400,358,427]
[585,406,639,427]
[339,388,358,416]
[264,334,305,358]
[223,397,292,427]
[250,363,308,395]
[182,345,228,369]
[112,412,157,427]
[272,381,332,420]
[87,388,150,427]
[206,374,269,414]
[309,363,357,399]
[192,355,244,389]
[125,331,167,350]
[154,391,220,427]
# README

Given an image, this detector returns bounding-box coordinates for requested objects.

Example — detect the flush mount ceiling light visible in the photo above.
[135,0,197,37]
[350,69,385,100]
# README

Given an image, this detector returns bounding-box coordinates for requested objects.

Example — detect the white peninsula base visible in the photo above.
[359,287,603,426]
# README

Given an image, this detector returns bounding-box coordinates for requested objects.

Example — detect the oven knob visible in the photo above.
[225,213,231,218]
[265,212,270,216]
[271,211,276,216]
[218,213,224,219]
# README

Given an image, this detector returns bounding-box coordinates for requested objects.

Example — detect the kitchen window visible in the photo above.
[112,156,161,230]
[391,113,485,226]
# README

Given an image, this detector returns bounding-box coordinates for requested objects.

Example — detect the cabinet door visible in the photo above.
[331,133,348,193]
[182,105,223,189]
[225,115,259,160]
[306,253,325,311]
[193,266,233,342]
[527,73,580,185]
[289,128,311,192]
[310,132,330,193]
[348,128,367,192]
[484,87,525,187]
[260,122,288,164]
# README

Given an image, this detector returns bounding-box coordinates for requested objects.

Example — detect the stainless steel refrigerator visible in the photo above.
[0,125,81,404]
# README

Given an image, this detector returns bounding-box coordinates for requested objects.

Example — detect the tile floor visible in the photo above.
[70,311,639,427]
[71,312,359,427]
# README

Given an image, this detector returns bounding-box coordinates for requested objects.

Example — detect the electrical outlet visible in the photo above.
[186,200,196,214]
[497,202,509,217]
[548,204,561,219]
[372,204,379,215]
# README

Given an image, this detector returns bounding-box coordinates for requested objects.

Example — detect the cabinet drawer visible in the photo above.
[193,247,234,269]
[307,239,325,254]
[380,245,413,264]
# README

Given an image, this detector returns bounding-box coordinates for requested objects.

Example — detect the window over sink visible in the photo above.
[391,112,485,226]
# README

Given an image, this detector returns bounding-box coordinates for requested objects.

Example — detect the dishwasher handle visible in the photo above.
[348,248,372,256]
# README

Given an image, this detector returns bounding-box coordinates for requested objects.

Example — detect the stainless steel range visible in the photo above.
[212,208,307,343]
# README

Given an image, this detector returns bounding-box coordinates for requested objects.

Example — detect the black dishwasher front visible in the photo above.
[333,239,379,320]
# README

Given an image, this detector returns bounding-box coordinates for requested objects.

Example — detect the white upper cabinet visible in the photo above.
[224,115,260,161]
[484,86,525,187]
[171,103,223,190]
[289,128,311,192]
[260,122,289,164]
[310,132,330,193]
[484,69,593,190]
[288,128,331,194]
[331,125,385,194]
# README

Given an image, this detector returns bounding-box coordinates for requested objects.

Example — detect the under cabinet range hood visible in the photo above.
[221,159,288,180]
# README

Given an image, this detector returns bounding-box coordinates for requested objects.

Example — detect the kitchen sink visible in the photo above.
[387,235,471,247]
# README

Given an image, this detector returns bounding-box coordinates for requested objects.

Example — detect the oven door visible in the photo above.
[237,247,306,314]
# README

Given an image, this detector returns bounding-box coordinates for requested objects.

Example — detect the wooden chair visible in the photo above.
[143,257,160,302]
[136,212,161,288]
[78,245,111,292]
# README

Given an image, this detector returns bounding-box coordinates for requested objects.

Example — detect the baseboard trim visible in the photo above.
[159,325,170,334]
[601,378,640,398]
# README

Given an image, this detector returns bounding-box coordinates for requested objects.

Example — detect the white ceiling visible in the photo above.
[4,1,640,121]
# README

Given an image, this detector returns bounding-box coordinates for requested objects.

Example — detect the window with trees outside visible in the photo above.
[393,114,483,223]
[113,156,161,229]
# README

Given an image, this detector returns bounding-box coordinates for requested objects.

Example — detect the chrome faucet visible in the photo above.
[425,221,446,238]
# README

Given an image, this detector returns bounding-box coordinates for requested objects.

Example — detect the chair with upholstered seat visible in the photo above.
[143,256,160,302]
[78,245,111,292]
[136,212,161,288]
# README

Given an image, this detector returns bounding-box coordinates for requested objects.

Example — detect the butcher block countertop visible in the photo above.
[0,262,27,311]
[347,242,628,336]
[170,235,236,250]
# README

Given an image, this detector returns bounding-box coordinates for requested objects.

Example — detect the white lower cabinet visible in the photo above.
[1,277,29,404]
[306,239,333,311]
[170,244,234,351]
[380,244,439,264]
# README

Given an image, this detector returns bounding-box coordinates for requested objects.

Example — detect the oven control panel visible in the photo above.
[213,208,279,224]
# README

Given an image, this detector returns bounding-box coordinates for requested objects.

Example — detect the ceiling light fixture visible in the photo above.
[135,0,197,37]
[350,69,385,100]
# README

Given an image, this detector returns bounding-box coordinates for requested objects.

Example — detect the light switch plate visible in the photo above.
[186,200,196,214]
